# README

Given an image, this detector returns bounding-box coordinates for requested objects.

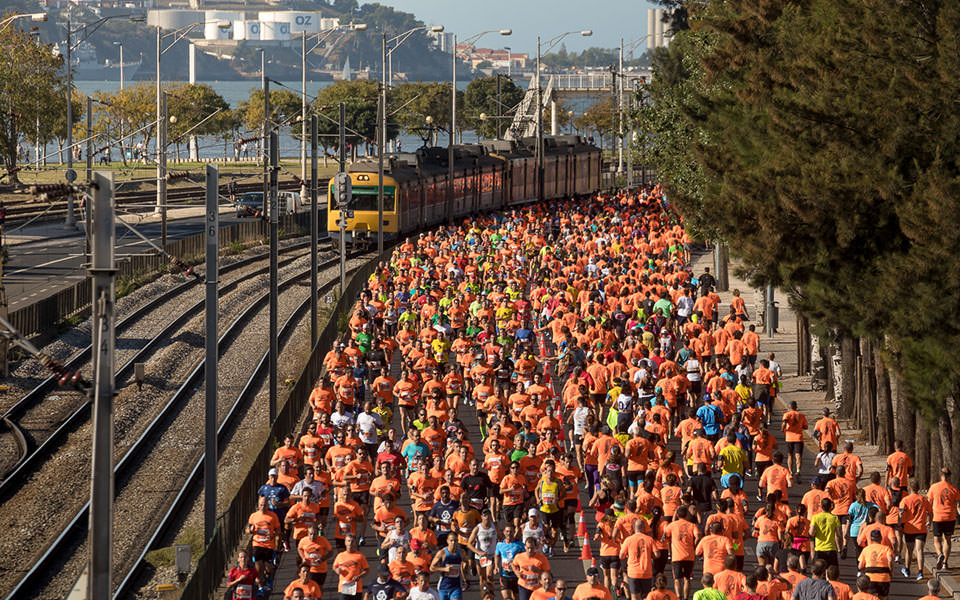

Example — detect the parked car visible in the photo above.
[235,192,263,218]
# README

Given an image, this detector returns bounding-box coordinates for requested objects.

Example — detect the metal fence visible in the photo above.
[178,252,385,600]
[8,213,310,340]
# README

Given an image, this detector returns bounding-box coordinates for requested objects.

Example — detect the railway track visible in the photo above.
[0,237,323,494]
[3,178,315,225]
[2,252,370,599]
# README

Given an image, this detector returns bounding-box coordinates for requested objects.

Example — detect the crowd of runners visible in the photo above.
[228,188,960,600]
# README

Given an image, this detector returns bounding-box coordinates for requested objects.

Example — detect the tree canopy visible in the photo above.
[635,0,960,422]
[462,77,524,140]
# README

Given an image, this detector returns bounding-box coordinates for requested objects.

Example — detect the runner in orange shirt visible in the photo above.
[885,440,914,493]
[332,533,370,599]
[620,518,657,600]
[247,496,281,584]
[695,521,734,575]
[928,467,960,570]
[813,408,841,453]
[899,481,932,580]
[780,401,808,478]
[664,506,700,600]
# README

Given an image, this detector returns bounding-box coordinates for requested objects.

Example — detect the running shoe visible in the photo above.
[937,554,946,570]
[900,567,909,578]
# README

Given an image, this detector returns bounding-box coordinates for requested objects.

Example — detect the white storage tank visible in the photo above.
[233,20,261,41]
[264,11,321,35]
[204,11,240,40]
[260,20,291,41]
[148,9,202,30]
[319,17,340,31]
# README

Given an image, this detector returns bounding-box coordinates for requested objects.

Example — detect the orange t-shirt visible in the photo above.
[715,570,745,598]
[760,464,792,500]
[620,532,655,579]
[753,515,782,543]
[248,510,280,549]
[886,451,913,487]
[512,551,551,590]
[928,481,960,521]
[899,493,932,534]
[664,518,699,561]
[646,590,681,600]
[781,410,808,443]
[332,550,369,593]
[695,534,733,574]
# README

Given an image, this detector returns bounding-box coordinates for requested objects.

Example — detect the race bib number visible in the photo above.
[447,564,460,578]
[236,584,254,599]
[339,521,352,534]
[479,556,493,568]
[542,492,556,505]
[341,580,358,595]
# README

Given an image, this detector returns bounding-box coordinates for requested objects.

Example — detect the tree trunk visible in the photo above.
[875,350,894,454]
[895,372,916,459]
[838,337,857,419]
[861,339,877,444]
[824,341,837,402]
[915,415,931,489]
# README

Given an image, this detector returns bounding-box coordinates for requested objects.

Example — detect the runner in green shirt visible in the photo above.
[693,573,728,600]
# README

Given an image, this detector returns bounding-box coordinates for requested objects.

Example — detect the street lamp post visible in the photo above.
[62,13,143,227]
[378,24,445,254]
[156,20,228,248]
[447,28,511,221]
[536,30,591,200]
[300,24,367,202]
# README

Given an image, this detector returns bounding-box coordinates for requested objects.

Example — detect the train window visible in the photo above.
[346,186,396,211]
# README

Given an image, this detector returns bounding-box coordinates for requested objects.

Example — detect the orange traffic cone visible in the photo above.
[580,539,594,576]
[577,510,588,540]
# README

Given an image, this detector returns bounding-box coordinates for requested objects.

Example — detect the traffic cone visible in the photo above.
[580,540,594,576]
[577,510,588,540]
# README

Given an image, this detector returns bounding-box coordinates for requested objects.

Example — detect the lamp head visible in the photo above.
[425,116,434,124]
[479,113,487,121]
[580,30,593,37]
[351,23,368,31]
[499,29,512,36]
[30,13,47,22]
[430,25,444,33]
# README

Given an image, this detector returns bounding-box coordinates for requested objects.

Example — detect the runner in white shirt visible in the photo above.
[407,572,440,600]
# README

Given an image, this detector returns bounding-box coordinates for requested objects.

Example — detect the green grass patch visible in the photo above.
[145,525,205,568]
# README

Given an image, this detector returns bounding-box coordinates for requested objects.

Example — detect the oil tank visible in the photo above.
[204,11,240,40]
[148,9,202,30]
[262,11,321,35]
[259,20,291,41]
[233,20,261,41]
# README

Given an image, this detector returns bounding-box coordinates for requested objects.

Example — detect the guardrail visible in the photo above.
[178,251,386,600]
[8,212,313,340]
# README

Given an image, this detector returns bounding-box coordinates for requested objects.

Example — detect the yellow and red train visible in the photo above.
[328,135,603,240]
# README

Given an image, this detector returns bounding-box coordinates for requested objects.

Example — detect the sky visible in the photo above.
[364,0,658,56]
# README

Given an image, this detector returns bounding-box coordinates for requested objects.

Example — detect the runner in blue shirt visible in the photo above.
[495,525,525,600]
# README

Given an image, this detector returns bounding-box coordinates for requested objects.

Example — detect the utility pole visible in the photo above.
[0,203,7,377]
[268,131,278,426]
[262,78,270,220]
[88,171,116,600]
[627,81,634,188]
[310,116,318,347]
[159,92,168,249]
[617,37,624,177]
[448,33,456,224]
[85,97,93,184]
[496,74,502,140]
[203,165,218,542]
[378,31,386,256]
[338,102,346,295]
[536,35,543,200]
[85,97,93,264]
[766,284,776,338]
[65,19,76,228]
[300,34,308,203]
